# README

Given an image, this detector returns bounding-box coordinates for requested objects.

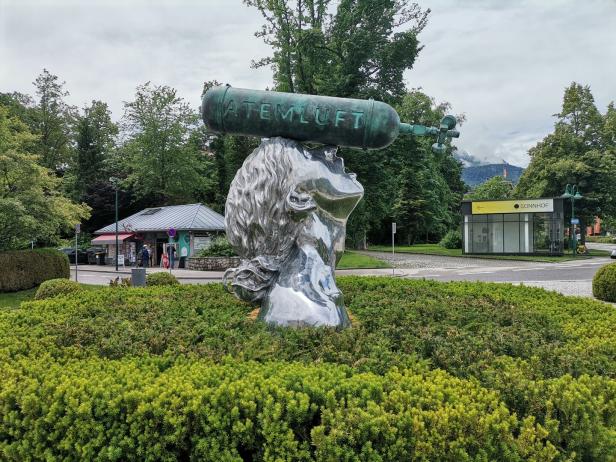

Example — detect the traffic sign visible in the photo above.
[392,222,396,234]
[168,228,177,238]
[571,218,580,225]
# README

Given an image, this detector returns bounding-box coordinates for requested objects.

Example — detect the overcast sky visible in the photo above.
[1,0,615,167]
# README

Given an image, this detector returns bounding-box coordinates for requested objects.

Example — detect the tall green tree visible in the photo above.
[515,83,616,239]
[245,0,465,247]
[0,105,90,250]
[246,0,429,101]
[389,91,463,244]
[121,82,204,205]
[31,69,76,171]
[69,100,118,201]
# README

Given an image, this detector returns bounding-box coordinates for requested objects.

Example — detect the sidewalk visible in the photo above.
[71,264,411,282]
[72,264,224,280]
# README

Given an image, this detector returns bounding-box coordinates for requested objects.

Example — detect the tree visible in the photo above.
[245,0,463,247]
[121,83,204,205]
[0,105,90,250]
[515,83,616,241]
[31,69,76,171]
[246,0,429,102]
[467,176,513,200]
[69,100,118,201]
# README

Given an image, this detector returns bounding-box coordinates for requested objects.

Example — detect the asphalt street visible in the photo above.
[70,242,616,299]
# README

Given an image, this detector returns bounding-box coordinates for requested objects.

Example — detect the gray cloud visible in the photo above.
[408,0,616,166]
[1,0,614,167]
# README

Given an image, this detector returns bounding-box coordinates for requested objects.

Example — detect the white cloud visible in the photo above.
[1,0,614,167]
[408,0,616,166]
[0,0,273,117]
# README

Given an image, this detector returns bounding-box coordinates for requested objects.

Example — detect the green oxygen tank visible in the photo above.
[201,86,459,151]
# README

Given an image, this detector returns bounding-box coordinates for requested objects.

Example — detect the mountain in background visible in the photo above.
[462,163,525,187]
[453,149,525,187]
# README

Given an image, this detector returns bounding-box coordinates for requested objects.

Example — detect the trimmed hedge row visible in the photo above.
[0,358,559,461]
[1,278,615,460]
[0,249,69,292]
[5,279,614,379]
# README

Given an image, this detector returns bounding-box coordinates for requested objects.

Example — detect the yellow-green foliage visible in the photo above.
[593,262,616,302]
[0,358,559,461]
[146,271,179,286]
[0,278,614,460]
[0,249,69,292]
[34,278,81,300]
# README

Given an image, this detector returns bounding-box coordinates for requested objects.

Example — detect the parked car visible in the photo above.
[86,246,106,264]
[611,249,616,259]
[58,247,89,264]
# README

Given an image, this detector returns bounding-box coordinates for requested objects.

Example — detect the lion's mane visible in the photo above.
[223,138,304,302]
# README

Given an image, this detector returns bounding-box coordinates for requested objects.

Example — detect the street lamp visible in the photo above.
[109,177,120,271]
[561,184,583,256]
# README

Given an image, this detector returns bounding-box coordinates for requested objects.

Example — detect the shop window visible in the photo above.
[472,222,489,253]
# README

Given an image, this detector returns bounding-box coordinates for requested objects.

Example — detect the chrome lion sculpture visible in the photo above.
[223,137,363,328]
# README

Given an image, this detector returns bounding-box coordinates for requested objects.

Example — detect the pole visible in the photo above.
[571,196,576,257]
[391,223,396,277]
[75,232,78,282]
[115,187,119,271]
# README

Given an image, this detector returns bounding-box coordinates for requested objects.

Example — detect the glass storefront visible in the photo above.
[462,199,564,255]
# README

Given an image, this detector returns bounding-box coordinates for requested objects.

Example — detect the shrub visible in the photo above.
[0,358,558,461]
[1,278,615,460]
[109,276,131,287]
[0,249,69,292]
[593,262,616,302]
[196,236,235,257]
[34,278,81,300]
[586,235,616,244]
[439,229,462,249]
[146,271,179,286]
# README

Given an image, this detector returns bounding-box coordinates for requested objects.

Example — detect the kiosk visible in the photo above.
[461,198,565,255]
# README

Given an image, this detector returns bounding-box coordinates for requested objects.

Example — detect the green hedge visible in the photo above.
[146,271,180,286]
[34,278,81,300]
[196,236,236,257]
[438,229,462,249]
[0,249,69,292]
[593,262,616,302]
[0,359,559,461]
[0,278,614,460]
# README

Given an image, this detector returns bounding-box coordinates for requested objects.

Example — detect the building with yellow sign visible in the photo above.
[461,198,565,255]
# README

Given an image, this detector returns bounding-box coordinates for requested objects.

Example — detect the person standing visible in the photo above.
[141,245,150,268]
[167,244,176,269]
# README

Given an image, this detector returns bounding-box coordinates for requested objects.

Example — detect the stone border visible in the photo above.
[187,256,240,271]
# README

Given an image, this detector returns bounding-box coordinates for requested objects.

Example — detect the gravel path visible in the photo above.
[356,250,537,269]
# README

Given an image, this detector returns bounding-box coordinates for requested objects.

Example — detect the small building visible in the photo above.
[92,203,225,266]
[461,198,565,255]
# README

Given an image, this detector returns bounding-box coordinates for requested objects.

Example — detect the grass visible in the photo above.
[0,287,37,309]
[367,244,611,262]
[337,251,390,269]
[586,235,616,244]
[0,283,100,310]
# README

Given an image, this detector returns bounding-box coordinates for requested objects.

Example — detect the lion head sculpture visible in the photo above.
[224,137,363,327]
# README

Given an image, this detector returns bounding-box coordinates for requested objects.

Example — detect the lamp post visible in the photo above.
[561,184,583,256]
[109,177,120,271]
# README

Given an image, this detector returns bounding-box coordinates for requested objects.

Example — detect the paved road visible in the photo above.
[357,250,616,298]
[71,248,616,299]
[587,242,616,253]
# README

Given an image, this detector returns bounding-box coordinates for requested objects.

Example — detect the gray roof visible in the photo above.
[95,203,225,234]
